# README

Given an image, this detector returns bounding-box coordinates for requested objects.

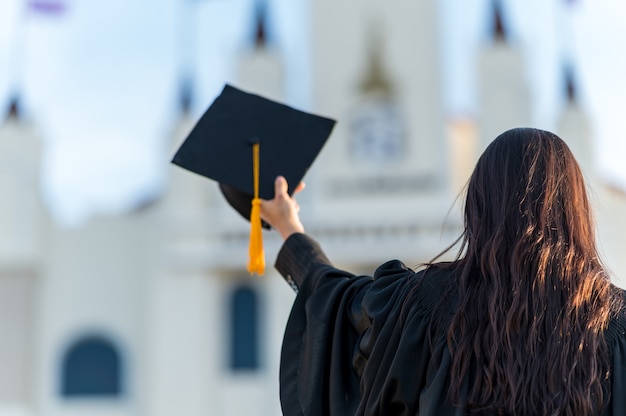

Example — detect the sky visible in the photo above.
[0,0,625,226]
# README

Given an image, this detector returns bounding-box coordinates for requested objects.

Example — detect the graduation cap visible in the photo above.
[172,84,336,275]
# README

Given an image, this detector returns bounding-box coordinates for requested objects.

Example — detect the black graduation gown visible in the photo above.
[274,233,626,416]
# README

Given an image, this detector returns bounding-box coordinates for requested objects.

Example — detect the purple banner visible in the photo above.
[28,1,66,14]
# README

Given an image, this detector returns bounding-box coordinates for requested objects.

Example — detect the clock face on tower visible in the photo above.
[349,98,406,163]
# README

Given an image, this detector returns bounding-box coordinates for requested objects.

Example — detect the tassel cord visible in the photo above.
[247,142,265,274]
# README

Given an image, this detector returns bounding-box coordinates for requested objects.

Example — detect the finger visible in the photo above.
[294,181,306,194]
[275,176,288,198]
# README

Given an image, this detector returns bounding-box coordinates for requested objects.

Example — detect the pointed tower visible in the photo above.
[0,96,43,261]
[552,65,626,288]
[0,96,43,416]
[557,67,593,177]
[478,0,530,150]
[554,67,626,287]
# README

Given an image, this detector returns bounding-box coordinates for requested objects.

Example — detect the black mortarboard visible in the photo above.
[171,84,336,273]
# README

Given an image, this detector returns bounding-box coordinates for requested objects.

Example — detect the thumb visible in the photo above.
[275,176,289,198]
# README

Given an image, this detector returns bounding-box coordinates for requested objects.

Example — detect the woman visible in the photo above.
[261,127,626,415]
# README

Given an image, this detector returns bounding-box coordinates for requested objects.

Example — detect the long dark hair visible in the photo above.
[447,128,618,415]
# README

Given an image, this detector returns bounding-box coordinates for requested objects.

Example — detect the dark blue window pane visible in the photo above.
[230,286,259,370]
[61,336,122,397]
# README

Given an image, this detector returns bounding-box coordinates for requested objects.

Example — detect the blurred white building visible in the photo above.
[0,1,624,415]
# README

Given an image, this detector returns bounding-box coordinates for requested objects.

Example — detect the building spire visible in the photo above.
[179,77,193,117]
[565,67,576,103]
[4,96,20,123]
[492,0,506,42]
[253,1,268,50]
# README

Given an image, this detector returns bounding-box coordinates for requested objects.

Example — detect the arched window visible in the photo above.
[61,335,123,397]
[230,285,259,370]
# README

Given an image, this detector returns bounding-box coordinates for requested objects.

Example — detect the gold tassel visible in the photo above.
[247,142,265,275]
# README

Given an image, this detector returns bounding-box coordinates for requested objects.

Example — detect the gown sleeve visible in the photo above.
[275,233,373,415]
